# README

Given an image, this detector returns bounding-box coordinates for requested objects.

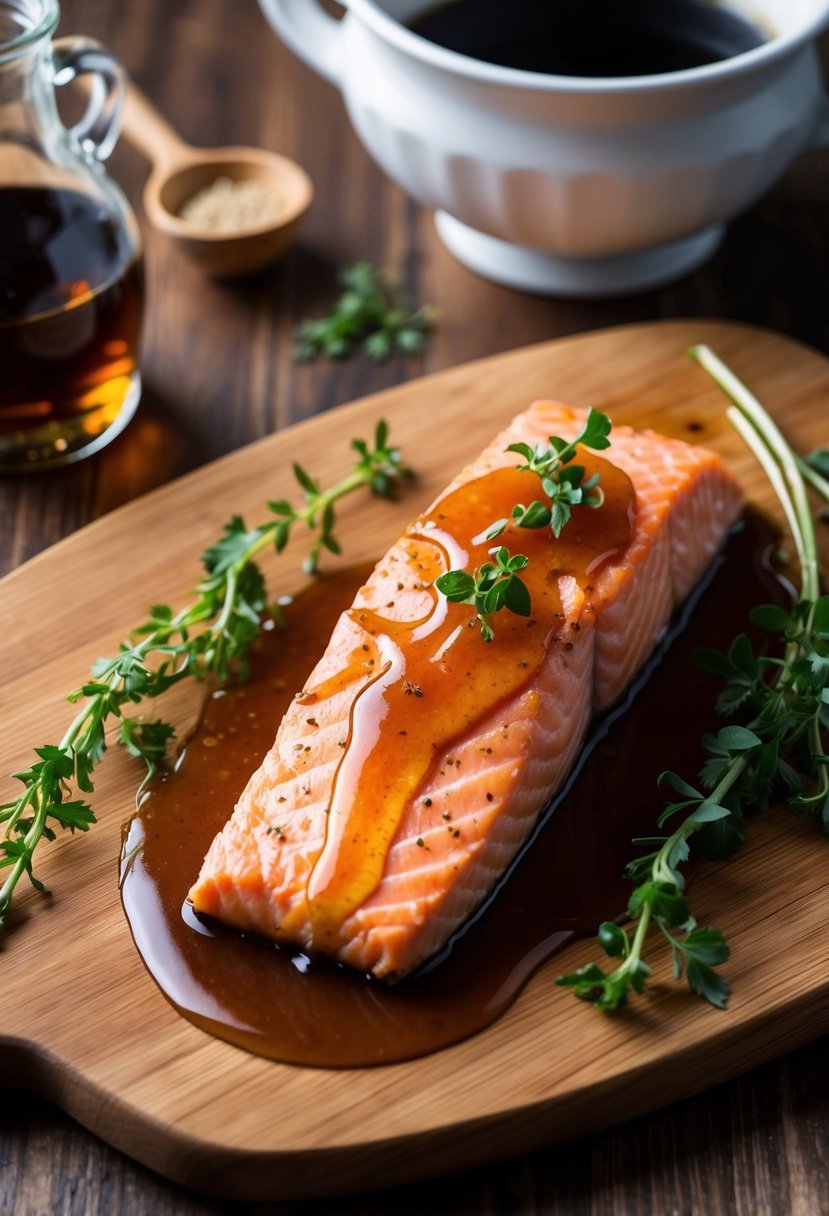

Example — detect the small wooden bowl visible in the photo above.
[121,83,313,278]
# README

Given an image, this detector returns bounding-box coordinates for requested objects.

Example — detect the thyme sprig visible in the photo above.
[436,547,531,643]
[276,420,411,574]
[486,406,611,541]
[0,422,410,929]
[436,409,612,641]
[295,262,436,363]
[558,345,829,1012]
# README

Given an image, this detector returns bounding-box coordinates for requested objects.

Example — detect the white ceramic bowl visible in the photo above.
[259,0,829,296]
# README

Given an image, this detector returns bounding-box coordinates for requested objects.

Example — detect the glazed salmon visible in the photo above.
[188,403,742,979]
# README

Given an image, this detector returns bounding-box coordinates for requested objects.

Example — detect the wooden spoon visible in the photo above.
[120,81,313,278]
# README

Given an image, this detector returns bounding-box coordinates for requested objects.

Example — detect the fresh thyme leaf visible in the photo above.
[514,500,552,530]
[550,499,572,539]
[294,261,436,363]
[438,409,613,626]
[437,570,477,603]
[119,718,177,788]
[748,603,791,632]
[581,409,613,450]
[597,921,628,958]
[559,345,829,1013]
[694,802,745,860]
[658,770,703,801]
[292,462,321,497]
[0,423,411,930]
[684,957,730,1008]
[502,572,531,616]
[435,546,531,642]
[502,408,612,540]
[716,725,762,751]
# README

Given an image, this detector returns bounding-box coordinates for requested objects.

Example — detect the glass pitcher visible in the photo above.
[0,0,142,470]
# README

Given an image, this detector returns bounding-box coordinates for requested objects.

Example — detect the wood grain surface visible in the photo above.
[1,321,829,1205]
[1,1,828,1213]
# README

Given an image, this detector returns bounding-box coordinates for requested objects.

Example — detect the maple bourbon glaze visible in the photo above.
[120,509,784,1068]
[305,455,634,947]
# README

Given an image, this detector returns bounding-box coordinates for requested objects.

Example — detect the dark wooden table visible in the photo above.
[2,2,828,1212]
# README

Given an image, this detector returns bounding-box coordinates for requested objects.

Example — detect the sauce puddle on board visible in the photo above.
[121,512,784,1068]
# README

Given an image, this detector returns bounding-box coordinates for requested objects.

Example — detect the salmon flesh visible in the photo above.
[188,403,742,979]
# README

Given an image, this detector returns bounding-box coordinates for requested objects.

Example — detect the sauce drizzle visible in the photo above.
[306,456,634,946]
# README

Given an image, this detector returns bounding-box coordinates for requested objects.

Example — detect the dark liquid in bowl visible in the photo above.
[408,0,767,76]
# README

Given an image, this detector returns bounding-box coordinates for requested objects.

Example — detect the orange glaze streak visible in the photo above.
[304,456,635,947]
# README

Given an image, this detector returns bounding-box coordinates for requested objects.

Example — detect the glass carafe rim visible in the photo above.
[0,0,59,62]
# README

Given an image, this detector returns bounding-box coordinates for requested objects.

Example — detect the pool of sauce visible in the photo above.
[120,511,785,1068]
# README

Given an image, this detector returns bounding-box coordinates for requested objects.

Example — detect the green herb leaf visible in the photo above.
[597,921,629,958]
[561,346,829,1015]
[0,423,412,930]
[716,725,762,751]
[435,546,531,642]
[439,410,614,631]
[293,261,435,364]
[579,406,613,451]
[806,448,829,478]
[494,411,613,547]
[435,570,476,603]
[749,603,791,632]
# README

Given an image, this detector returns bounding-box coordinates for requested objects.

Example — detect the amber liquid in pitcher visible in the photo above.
[0,186,143,466]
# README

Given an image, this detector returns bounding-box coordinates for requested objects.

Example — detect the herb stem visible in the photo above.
[726,407,808,578]
[797,454,829,504]
[560,346,829,1012]
[690,344,820,601]
[622,898,653,976]
[654,755,748,886]
[294,261,434,363]
[0,421,410,929]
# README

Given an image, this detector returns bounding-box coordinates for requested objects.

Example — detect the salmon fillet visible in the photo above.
[188,403,742,979]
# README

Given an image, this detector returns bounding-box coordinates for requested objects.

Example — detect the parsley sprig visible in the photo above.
[558,345,829,1012]
[0,422,410,929]
[295,262,435,363]
[436,547,531,642]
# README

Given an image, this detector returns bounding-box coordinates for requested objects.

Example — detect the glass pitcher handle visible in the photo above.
[52,36,125,162]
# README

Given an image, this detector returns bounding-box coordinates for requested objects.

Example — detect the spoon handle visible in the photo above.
[121,80,193,172]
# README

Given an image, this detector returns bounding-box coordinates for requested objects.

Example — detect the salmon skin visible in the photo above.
[188,403,742,980]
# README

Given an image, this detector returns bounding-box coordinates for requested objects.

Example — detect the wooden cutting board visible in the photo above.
[2,320,828,1203]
